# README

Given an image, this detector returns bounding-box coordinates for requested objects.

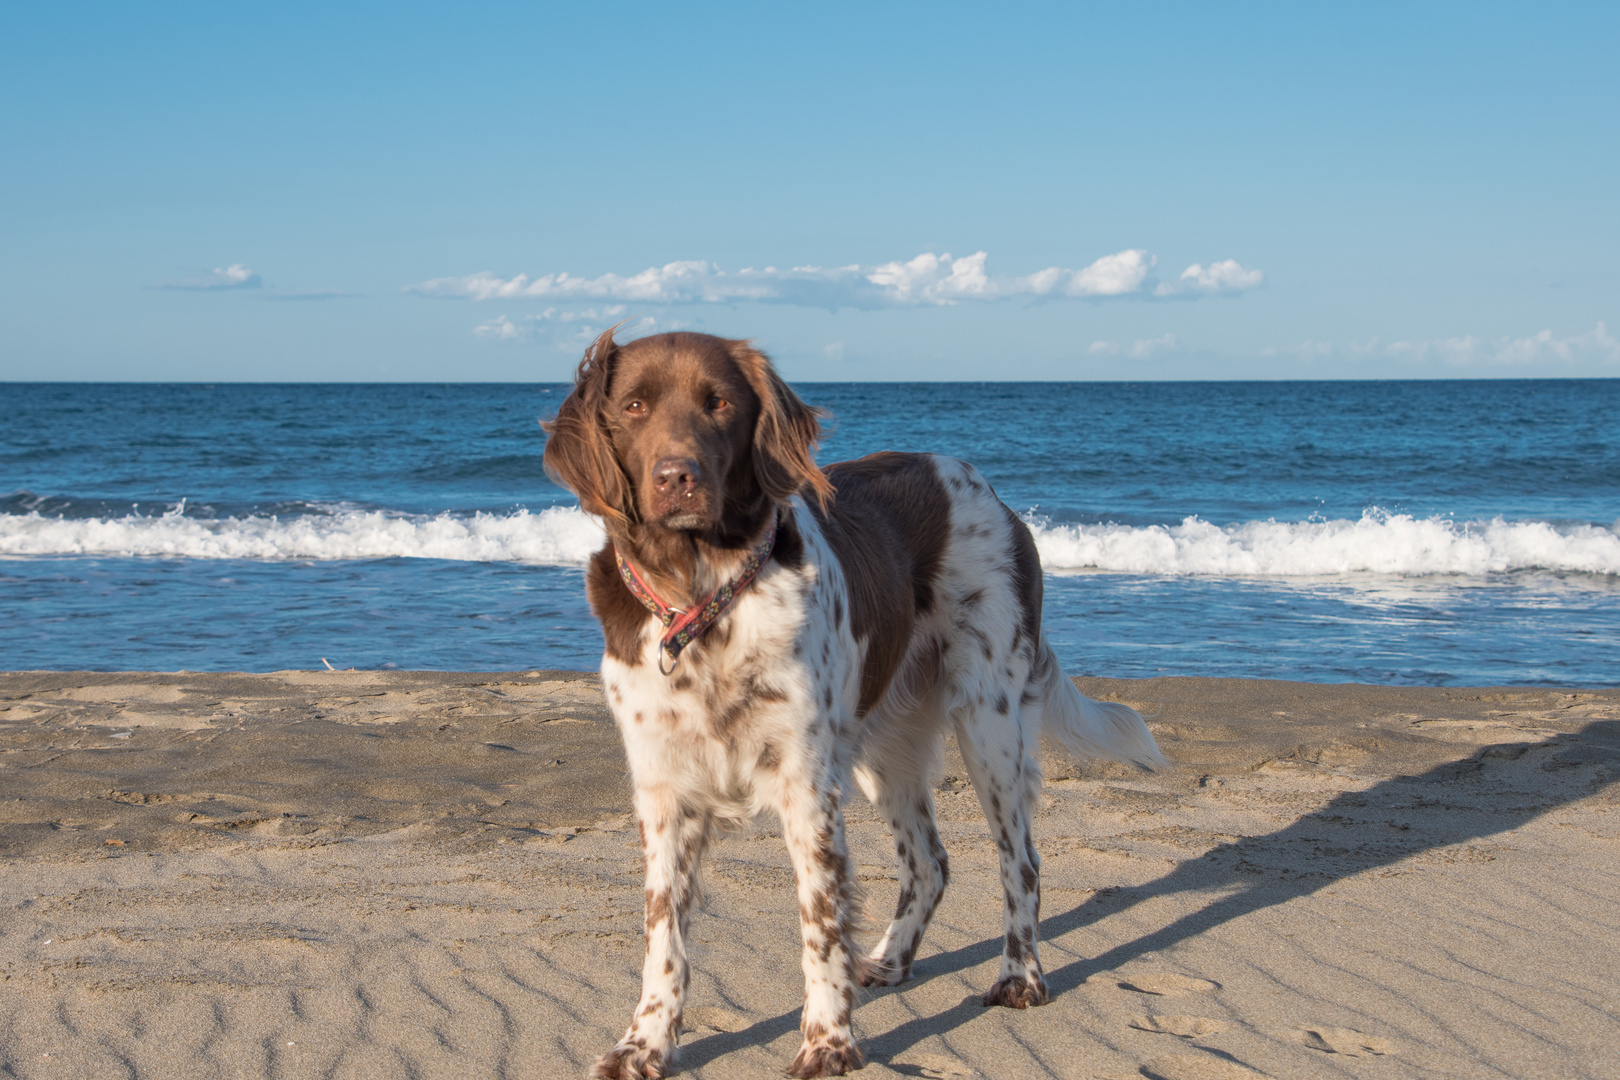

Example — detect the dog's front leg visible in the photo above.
[593,788,710,1080]
[779,769,865,1078]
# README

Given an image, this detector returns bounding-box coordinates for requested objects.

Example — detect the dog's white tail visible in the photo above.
[1036,637,1167,771]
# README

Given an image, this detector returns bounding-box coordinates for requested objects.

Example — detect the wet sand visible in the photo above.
[2,670,1617,1079]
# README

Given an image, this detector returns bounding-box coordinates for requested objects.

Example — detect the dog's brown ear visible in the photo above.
[729,340,834,511]
[542,328,633,524]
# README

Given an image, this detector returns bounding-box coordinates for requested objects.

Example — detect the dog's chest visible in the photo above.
[601,565,840,787]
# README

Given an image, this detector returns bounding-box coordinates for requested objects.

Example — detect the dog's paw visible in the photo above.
[980,973,1049,1009]
[786,1034,865,1077]
[592,1042,668,1080]
[856,953,905,987]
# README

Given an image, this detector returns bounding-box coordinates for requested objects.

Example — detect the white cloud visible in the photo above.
[1059,250,1157,297]
[473,314,523,340]
[1384,323,1620,366]
[1269,323,1619,367]
[1163,259,1265,295]
[1088,333,1179,358]
[557,305,627,322]
[415,262,781,304]
[863,251,994,303]
[1179,259,1263,293]
[1483,322,1616,365]
[153,263,262,291]
[411,249,1256,309]
[473,308,678,344]
[1384,335,1480,364]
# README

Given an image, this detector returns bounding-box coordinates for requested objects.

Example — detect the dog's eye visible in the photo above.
[706,395,729,413]
[624,400,646,416]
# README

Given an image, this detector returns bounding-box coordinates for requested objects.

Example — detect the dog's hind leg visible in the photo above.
[593,790,711,1080]
[853,742,950,986]
[953,687,1050,1009]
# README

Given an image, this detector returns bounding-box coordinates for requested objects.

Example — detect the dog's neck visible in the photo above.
[607,492,777,611]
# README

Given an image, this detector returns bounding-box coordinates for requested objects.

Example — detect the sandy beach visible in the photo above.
[2,670,1617,1079]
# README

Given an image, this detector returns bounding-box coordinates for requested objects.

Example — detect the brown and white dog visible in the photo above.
[542,330,1165,1079]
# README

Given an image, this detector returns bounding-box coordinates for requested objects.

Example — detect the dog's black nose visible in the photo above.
[652,457,702,493]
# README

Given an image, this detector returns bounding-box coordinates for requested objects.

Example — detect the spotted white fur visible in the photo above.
[591,454,1164,1079]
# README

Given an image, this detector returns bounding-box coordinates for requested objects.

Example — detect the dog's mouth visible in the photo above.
[646,489,716,531]
[661,510,709,530]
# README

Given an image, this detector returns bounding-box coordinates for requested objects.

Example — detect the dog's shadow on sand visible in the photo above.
[677,720,1619,1073]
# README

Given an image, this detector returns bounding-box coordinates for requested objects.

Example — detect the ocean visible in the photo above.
[3,380,1617,685]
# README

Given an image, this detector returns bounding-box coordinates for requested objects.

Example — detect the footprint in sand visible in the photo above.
[1117,973,1222,997]
[894,1051,977,1078]
[1138,1053,1265,1080]
[1129,1014,1226,1038]
[1300,1025,1395,1057]
[680,1006,752,1034]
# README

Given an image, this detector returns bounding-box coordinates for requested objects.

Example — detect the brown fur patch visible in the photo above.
[982,973,1049,1010]
[1001,503,1043,648]
[757,741,782,770]
[787,1035,864,1079]
[587,543,651,665]
[645,889,673,935]
[812,453,951,714]
[543,330,633,525]
[773,510,805,569]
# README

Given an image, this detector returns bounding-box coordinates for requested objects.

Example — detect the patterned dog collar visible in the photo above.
[614,520,778,675]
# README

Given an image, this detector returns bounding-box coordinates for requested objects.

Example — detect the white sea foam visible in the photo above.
[2,505,1617,576]
[1028,511,1620,576]
[0,506,606,565]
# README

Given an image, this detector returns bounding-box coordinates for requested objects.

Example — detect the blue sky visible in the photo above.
[3,2,1616,381]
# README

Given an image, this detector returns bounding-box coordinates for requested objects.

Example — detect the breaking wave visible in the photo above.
[2,504,1617,576]
[1030,511,1620,576]
[0,505,606,565]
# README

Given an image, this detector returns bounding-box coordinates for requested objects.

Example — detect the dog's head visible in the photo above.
[543,330,832,535]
